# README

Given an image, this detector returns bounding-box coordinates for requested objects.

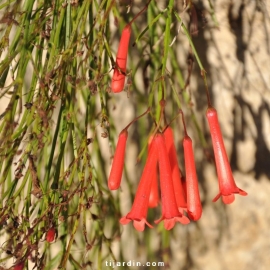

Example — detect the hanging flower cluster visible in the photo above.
[108,2,247,232]
[108,102,248,231]
[107,103,202,231]
[111,127,191,231]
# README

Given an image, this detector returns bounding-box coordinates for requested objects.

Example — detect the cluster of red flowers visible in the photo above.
[109,2,247,232]
[119,129,191,231]
[108,106,247,231]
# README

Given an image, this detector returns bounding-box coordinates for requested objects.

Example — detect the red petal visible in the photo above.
[163,216,190,230]
[212,193,221,202]
[238,188,248,196]
[133,219,153,231]
[133,220,146,231]
[222,194,235,204]
[164,219,176,230]
[119,216,131,225]
[175,216,190,225]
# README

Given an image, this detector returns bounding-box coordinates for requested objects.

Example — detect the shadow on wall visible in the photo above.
[232,96,270,179]
[193,0,270,181]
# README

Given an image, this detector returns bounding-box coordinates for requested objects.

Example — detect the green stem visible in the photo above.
[162,0,174,75]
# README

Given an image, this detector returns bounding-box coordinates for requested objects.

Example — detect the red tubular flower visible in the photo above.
[206,107,248,204]
[120,140,158,231]
[154,133,189,230]
[164,127,187,212]
[108,129,128,190]
[111,2,150,93]
[46,227,56,243]
[183,135,202,221]
[147,136,159,208]
[111,25,131,93]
